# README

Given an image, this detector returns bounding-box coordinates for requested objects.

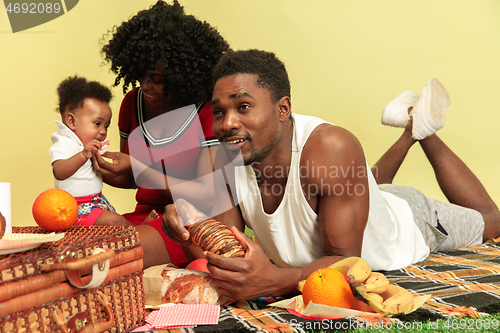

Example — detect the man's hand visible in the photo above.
[206,227,289,300]
[162,200,207,247]
[175,198,208,226]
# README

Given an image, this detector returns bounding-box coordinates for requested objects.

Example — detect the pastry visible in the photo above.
[187,218,245,258]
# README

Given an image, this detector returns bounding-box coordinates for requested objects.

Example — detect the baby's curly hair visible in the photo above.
[212,49,291,103]
[56,76,112,115]
[100,0,230,107]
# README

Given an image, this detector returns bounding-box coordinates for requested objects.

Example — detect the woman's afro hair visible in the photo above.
[101,0,230,107]
[56,75,112,114]
[212,49,291,103]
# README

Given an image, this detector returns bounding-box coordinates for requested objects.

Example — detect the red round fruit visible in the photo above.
[186,258,210,274]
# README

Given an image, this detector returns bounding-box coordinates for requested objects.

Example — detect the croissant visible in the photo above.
[187,218,245,258]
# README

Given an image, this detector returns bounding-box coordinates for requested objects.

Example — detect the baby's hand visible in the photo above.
[82,140,102,159]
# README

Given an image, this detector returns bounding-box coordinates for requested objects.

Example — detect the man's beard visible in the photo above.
[220,129,280,166]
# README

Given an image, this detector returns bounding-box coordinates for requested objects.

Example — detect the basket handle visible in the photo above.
[40,247,114,289]
[52,290,114,333]
[39,249,115,271]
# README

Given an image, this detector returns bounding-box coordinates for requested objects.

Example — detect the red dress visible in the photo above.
[118,88,219,266]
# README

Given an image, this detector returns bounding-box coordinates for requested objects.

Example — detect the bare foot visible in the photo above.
[143,210,160,223]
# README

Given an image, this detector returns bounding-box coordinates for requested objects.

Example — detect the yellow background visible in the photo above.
[1,0,499,227]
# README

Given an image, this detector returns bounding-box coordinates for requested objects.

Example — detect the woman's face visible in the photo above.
[139,60,165,108]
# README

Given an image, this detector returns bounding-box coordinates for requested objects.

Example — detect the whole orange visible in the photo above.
[32,189,78,231]
[302,268,354,309]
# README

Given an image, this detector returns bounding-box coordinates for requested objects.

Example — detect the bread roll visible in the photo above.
[187,218,245,258]
[160,264,231,305]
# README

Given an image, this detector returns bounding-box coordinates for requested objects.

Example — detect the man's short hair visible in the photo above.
[56,75,112,114]
[212,49,291,103]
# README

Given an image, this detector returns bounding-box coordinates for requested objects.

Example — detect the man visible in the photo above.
[163,49,500,300]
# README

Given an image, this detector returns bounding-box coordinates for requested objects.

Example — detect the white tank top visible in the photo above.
[235,114,429,271]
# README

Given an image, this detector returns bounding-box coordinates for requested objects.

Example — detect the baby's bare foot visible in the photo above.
[143,209,160,223]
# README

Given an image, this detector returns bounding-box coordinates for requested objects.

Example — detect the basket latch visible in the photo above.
[40,247,114,289]
[52,290,114,333]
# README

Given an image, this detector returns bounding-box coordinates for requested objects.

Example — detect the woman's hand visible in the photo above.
[92,151,132,178]
[206,227,290,300]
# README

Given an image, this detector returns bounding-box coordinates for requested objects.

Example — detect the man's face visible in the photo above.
[211,74,282,165]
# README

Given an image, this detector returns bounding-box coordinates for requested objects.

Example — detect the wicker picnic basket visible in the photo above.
[0,225,145,333]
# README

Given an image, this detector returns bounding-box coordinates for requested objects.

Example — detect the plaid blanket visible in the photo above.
[150,240,500,333]
[385,238,500,321]
[152,299,365,333]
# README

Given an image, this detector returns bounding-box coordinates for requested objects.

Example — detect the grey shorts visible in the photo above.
[378,184,484,252]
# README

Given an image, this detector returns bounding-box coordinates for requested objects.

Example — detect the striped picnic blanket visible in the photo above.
[385,238,500,320]
[154,299,367,333]
[152,239,500,333]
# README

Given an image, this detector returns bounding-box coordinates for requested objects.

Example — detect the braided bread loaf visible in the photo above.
[187,218,245,258]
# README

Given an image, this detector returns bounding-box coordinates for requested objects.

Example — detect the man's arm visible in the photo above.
[161,146,245,244]
[294,124,369,277]
[207,124,371,299]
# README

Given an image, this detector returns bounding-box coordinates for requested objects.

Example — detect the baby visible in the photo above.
[50,76,158,226]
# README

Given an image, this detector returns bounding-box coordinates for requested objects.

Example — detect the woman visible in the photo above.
[96,0,230,269]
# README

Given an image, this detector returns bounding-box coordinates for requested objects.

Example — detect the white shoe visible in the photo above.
[381,90,419,127]
[411,78,450,140]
